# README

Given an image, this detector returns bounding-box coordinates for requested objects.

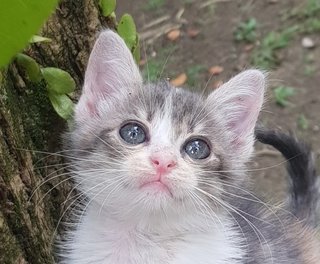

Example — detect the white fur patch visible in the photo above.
[62,203,244,264]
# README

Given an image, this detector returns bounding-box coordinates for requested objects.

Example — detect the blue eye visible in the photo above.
[184,139,210,160]
[119,122,146,145]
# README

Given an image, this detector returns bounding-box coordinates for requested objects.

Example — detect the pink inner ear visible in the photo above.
[86,100,98,117]
[215,70,265,149]
[74,30,142,122]
[227,95,259,134]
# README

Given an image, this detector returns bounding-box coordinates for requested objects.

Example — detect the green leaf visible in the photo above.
[99,0,116,17]
[297,114,309,130]
[0,0,58,68]
[117,14,137,50]
[133,35,140,64]
[16,53,41,82]
[42,67,76,94]
[274,86,295,107]
[48,92,74,120]
[29,35,52,44]
[109,11,117,20]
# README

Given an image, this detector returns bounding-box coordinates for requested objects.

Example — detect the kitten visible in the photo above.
[60,30,320,264]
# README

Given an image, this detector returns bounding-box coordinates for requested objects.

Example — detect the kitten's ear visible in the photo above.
[75,30,142,121]
[207,70,265,155]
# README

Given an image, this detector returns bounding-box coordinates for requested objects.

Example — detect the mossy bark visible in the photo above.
[0,1,110,263]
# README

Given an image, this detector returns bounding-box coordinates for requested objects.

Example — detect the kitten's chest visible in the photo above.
[108,232,241,264]
[70,225,243,264]
[108,231,175,264]
[70,228,177,264]
[67,205,243,264]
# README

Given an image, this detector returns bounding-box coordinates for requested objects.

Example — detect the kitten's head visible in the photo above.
[68,30,265,223]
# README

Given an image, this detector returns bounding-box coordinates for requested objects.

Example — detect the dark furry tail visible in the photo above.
[255,128,320,227]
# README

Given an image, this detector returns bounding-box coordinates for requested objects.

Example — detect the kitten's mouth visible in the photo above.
[140,179,173,197]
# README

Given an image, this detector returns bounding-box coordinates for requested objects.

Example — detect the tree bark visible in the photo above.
[0,1,110,263]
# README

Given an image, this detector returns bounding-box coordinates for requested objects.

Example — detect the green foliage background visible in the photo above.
[0,0,58,68]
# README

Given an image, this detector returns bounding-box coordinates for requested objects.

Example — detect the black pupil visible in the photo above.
[128,126,139,139]
[120,123,146,145]
[185,139,210,159]
[188,141,200,154]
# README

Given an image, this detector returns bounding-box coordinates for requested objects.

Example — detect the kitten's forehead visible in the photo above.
[138,82,210,139]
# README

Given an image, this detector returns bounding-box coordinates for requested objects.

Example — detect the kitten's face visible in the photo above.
[68,31,265,221]
[71,85,225,213]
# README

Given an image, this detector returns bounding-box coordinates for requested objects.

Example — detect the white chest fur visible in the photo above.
[63,204,244,264]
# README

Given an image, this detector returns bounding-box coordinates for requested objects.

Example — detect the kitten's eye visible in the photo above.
[184,139,210,160]
[119,122,146,145]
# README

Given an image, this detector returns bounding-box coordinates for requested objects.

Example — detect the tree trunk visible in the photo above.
[0,1,110,263]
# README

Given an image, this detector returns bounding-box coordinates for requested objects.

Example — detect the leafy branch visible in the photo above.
[6,0,139,120]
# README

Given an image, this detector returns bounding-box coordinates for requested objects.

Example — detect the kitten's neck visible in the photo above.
[94,201,228,235]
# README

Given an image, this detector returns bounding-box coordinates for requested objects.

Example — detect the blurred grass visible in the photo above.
[186,65,206,87]
[145,0,165,11]
[142,45,177,81]
[251,27,298,69]
[234,18,258,43]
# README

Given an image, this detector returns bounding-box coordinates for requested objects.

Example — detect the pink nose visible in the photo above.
[150,155,177,174]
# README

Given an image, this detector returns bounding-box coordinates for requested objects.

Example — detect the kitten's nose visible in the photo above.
[150,154,177,174]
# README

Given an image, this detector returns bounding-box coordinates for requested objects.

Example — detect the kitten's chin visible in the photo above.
[139,180,173,197]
